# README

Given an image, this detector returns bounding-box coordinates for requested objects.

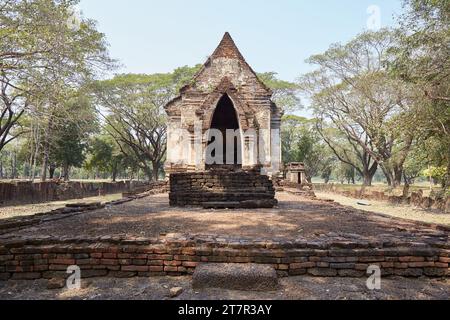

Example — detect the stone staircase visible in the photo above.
[169,170,277,208]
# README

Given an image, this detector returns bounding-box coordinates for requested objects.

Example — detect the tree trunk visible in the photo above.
[381,166,393,187]
[152,161,159,182]
[402,174,411,199]
[49,163,56,180]
[363,173,373,186]
[112,163,118,182]
[62,164,70,182]
[10,151,17,179]
[393,166,403,188]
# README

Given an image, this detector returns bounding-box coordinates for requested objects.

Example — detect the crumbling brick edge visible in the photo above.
[1,234,448,281]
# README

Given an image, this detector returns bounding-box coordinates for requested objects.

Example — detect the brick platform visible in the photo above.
[0,234,448,281]
[169,171,277,208]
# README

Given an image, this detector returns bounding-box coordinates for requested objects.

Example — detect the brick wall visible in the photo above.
[1,235,448,280]
[0,181,153,206]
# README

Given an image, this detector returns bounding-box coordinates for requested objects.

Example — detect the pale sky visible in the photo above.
[78,0,404,81]
[78,0,405,117]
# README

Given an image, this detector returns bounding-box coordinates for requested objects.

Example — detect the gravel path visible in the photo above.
[316,192,450,226]
[0,276,448,300]
[3,192,447,240]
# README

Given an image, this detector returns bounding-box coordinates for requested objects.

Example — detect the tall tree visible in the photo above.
[0,0,114,180]
[390,0,450,189]
[93,66,200,181]
[300,30,415,187]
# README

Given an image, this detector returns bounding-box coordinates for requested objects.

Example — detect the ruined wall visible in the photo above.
[1,235,448,280]
[314,184,450,213]
[0,181,146,206]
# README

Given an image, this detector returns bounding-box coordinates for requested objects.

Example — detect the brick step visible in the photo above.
[202,202,241,209]
[170,192,275,199]
[172,187,275,193]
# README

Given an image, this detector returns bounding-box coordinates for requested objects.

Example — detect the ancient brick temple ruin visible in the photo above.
[165,33,281,208]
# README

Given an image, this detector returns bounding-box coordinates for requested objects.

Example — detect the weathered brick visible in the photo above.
[122,265,149,272]
[398,256,425,262]
[163,260,182,267]
[34,265,49,272]
[435,262,449,268]
[359,257,385,263]
[181,248,196,256]
[316,262,330,268]
[394,268,423,277]
[394,262,409,269]
[164,266,178,272]
[74,254,89,259]
[49,265,70,271]
[289,268,306,276]
[48,259,75,265]
[408,262,435,268]
[290,262,315,269]
[149,266,164,272]
[101,259,119,266]
[338,270,365,277]
[131,259,147,266]
[182,261,199,268]
[277,264,289,271]
[330,263,355,269]
[439,257,450,263]
[148,254,173,261]
[424,268,448,277]
[308,268,338,277]
[11,272,41,280]
[81,270,108,278]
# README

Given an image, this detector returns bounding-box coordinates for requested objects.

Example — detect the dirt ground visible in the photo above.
[315,192,450,226]
[1,192,446,241]
[0,276,448,300]
[0,194,123,220]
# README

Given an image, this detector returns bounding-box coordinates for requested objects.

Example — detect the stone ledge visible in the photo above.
[193,263,279,291]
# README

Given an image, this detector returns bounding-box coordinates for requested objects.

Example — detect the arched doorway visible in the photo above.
[206,94,242,170]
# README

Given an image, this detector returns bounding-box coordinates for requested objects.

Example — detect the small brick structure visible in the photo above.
[0,234,448,281]
[169,170,277,208]
[285,163,308,185]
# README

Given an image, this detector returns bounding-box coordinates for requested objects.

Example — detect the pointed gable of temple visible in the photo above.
[165,32,282,176]
[165,33,278,122]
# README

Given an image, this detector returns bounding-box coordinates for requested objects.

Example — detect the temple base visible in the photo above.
[169,169,277,208]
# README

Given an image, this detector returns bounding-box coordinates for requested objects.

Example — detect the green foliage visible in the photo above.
[258,72,301,113]
[92,66,200,181]
[422,166,448,183]
[52,122,86,169]
[281,115,336,179]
